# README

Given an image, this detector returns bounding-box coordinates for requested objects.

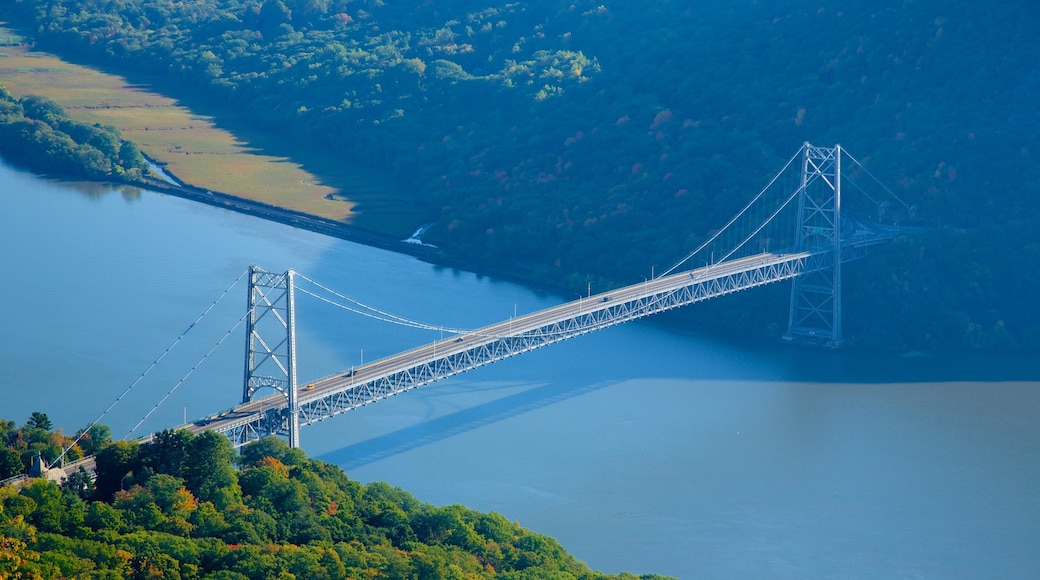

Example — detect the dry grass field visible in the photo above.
[0,26,361,222]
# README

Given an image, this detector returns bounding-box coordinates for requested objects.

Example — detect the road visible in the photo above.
[189,251,815,440]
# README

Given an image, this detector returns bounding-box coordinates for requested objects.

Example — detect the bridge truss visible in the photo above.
[220,245,881,448]
[205,142,911,448]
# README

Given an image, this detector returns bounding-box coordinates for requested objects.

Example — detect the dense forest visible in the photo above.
[1,413,669,579]
[0,0,1037,350]
[0,82,148,180]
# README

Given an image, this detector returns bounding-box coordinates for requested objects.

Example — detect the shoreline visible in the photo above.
[41,169,1008,356]
[126,173,779,351]
[129,172,570,300]
[135,174,443,263]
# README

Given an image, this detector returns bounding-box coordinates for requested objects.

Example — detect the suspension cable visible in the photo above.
[295,274,470,334]
[842,150,911,209]
[122,309,250,440]
[299,273,682,345]
[714,184,803,266]
[661,144,805,277]
[842,173,882,207]
[295,273,443,328]
[49,267,250,468]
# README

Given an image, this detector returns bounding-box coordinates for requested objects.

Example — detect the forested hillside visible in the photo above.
[1,414,668,579]
[1,0,1037,350]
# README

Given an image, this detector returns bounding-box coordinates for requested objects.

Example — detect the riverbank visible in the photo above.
[0,32,544,296]
[131,169,556,294]
[134,172,441,263]
[126,150,593,303]
[0,34,363,222]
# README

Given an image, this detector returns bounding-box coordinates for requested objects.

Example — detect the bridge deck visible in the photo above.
[194,249,848,446]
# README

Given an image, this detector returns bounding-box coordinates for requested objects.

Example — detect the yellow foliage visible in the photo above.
[258,456,290,478]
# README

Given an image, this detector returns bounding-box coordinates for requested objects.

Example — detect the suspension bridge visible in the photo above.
[28,142,915,481]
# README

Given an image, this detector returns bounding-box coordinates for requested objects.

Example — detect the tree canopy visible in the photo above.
[0,83,148,181]
[1,417,672,579]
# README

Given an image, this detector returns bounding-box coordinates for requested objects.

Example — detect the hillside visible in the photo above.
[1,414,670,579]
[0,0,1037,350]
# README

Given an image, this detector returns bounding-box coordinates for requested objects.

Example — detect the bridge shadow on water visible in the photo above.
[316,376,616,471]
[314,325,1040,471]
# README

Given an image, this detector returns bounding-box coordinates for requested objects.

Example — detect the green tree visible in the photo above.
[20,95,64,127]
[0,448,24,479]
[87,128,120,157]
[84,500,125,532]
[21,479,84,534]
[1,494,37,520]
[1,404,668,579]
[189,501,230,538]
[75,423,112,457]
[145,429,194,477]
[93,440,142,501]
[183,431,239,507]
[113,484,165,530]
[26,412,52,431]
[60,466,95,500]
[118,140,147,169]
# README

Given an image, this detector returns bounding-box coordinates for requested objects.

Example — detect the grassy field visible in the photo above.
[0,26,423,233]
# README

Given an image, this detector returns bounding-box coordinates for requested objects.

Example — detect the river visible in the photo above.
[2,158,1038,578]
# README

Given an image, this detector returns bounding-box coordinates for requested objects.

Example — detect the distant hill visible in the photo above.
[1,0,1037,351]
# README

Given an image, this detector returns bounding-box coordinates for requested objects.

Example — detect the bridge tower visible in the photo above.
[243,265,301,447]
[784,143,843,346]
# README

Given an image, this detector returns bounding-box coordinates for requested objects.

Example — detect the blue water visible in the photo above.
[2,159,1039,578]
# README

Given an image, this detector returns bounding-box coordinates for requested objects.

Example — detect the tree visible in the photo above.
[182,431,239,507]
[0,90,148,182]
[117,140,146,169]
[75,423,112,457]
[84,500,125,532]
[145,429,193,477]
[20,95,65,127]
[87,128,120,157]
[189,500,230,538]
[20,480,72,533]
[0,515,44,579]
[238,436,307,469]
[0,418,15,441]
[258,0,294,38]
[0,448,24,479]
[93,440,142,501]
[26,412,52,431]
[1,494,37,519]
[60,466,95,500]
[113,485,164,530]
[147,473,197,521]
[0,406,655,578]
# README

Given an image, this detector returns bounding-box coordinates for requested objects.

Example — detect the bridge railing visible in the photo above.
[0,474,29,487]
[204,250,845,446]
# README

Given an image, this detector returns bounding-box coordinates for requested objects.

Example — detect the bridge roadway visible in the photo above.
[186,248,853,447]
[6,250,823,483]
[17,231,897,484]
